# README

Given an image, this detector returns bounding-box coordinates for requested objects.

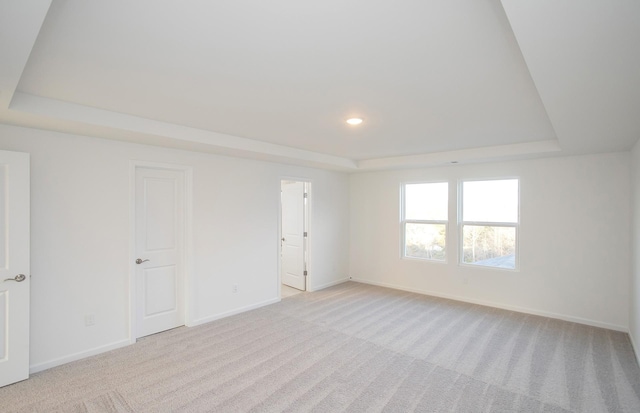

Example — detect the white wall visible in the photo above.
[0,124,350,372]
[631,140,640,360]
[350,153,631,330]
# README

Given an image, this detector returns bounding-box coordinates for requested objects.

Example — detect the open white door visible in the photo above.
[134,167,185,338]
[281,181,306,291]
[0,151,30,387]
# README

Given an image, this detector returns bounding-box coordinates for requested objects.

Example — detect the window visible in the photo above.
[460,179,519,269]
[402,182,448,261]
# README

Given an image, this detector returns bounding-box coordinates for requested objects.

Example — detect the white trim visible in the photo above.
[277,179,282,297]
[129,160,194,342]
[401,256,448,265]
[11,93,357,171]
[357,140,562,171]
[128,162,136,341]
[350,278,628,332]
[304,181,311,290]
[190,297,281,326]
[308,277,350,292]
[29,339,131,374]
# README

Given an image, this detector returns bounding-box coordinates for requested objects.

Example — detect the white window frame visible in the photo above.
[401,181,449,262]
[458,178,520,271]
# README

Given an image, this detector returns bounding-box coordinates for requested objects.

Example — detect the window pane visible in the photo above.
[462,179,518,223]
[405,223,446,261]
[462,225,515,269]
[405,183,448,221]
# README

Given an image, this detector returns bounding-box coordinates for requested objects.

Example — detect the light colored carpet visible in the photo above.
[1,282,639,412]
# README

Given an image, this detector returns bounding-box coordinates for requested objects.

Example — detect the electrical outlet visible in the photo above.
[232,284,238,293]
[85,313,95,327]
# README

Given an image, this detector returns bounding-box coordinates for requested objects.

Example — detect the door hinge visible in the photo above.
[304,271,308,276]
[303,192,308,198]
[304,232,308,237]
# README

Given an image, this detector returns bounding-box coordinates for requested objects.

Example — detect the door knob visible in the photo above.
[136,258,150,265]
[3,274,26,282]
[281,238,286,242]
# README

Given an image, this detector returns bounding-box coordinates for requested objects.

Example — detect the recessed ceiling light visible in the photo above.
[346,118,363,126]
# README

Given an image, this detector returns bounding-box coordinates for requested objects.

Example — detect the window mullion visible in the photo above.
[461,221,516,228]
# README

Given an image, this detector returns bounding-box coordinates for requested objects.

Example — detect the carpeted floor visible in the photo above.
[1,282,639,412]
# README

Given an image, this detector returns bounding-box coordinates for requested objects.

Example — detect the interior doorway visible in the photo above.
[280,180,309,295]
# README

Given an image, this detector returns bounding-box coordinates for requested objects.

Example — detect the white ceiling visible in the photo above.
[1,1,638,171]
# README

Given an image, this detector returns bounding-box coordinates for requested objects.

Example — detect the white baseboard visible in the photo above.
[30,298,282,374]
[189,297,281,327]
[308,277,349,292]
[29,338,131,374]
[351,278,628,332]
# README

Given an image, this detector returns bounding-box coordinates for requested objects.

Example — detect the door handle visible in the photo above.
[281,238,286,242]
[136,259,150,265]
[4,274,26,282]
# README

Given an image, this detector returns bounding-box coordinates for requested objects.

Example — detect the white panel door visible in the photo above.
[281,181,305,291]
[135,168,184,338]
[0,151,29,388]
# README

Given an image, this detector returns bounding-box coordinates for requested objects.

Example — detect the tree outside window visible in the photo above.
[460,179,519,270]
[402,182,448,261]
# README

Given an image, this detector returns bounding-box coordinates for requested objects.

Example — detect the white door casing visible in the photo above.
[281,181,306,291]
[134,167,185,338]
[0,150,30,388]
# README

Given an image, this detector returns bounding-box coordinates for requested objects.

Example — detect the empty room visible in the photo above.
[1,1,640,412]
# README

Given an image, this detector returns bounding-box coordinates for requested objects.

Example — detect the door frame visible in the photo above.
[129,160,193,343]
[278,177,312,296]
